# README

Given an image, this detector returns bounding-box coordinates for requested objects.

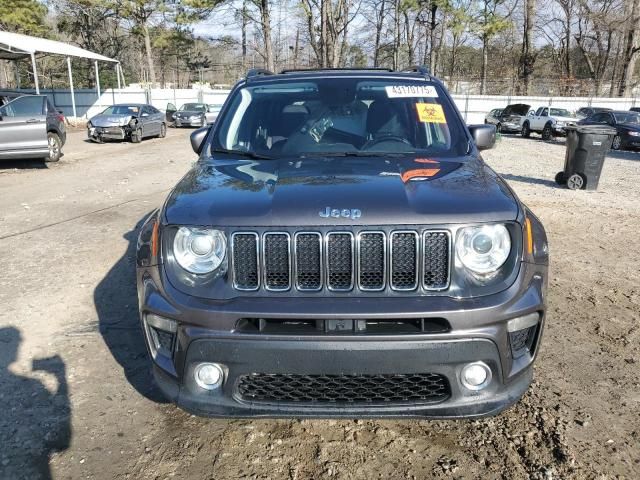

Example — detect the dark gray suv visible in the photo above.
[136,68,548,418]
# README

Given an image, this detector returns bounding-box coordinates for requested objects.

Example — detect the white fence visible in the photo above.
[13,87,640,124]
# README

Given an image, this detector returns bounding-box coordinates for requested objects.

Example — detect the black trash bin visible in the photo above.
[555,125,616,190]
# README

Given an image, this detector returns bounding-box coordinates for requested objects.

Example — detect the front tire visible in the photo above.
[131,127,142,143]
[496,123,502,133]
[521,122,531,138]
[541,123,553,141]
[158,123,167,138]
[45,132,62,162]
[611,135,621,150]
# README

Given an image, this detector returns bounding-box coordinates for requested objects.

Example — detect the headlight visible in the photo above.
[190,115,200,120]
[628,131,640,137]
[173,227,226,274]
[87,121,93,128]
[456,224,511,275]
[172,113,177,119]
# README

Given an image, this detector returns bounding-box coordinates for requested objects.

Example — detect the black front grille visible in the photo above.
[390,232,418,290]
[358,232,385,290]
[264,233,290,290]
[232,233,259,290]
[326,233,353,290]
[231,229,451,293]
[295,233,322,290]
[237,372,450,404]
[423,231,450,289]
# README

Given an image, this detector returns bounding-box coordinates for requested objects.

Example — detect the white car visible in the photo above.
[521,107,577,140]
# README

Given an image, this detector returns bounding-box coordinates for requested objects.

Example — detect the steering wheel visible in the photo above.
[362,135,413,150]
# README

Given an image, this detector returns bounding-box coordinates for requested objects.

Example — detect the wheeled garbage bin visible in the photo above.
[555,125,616,190]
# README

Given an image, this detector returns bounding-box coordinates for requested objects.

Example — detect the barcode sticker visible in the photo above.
[385,85,438,98]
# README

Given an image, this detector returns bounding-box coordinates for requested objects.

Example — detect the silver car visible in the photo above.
[87,104,166,143]
[167,103,220,127]
[0,94,67,162]
[484,108,503,126]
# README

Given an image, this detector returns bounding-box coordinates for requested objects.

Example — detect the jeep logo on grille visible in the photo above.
[319,207,362,220]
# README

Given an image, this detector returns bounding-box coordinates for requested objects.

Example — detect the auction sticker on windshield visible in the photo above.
[385,85,438,98]
[416,103,446,123]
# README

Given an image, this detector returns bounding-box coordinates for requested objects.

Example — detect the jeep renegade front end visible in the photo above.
[136,68,549,418]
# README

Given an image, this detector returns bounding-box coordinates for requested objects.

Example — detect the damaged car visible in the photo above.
[87,104,166,143]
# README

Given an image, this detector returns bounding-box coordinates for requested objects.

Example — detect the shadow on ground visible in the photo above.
[500,173,560,188]
[94,214,167,403]
[0,158,49,171]
[0,327,71,479]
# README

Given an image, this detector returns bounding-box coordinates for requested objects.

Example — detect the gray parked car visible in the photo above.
[166,102,219,127]
[0,94,66,162]
[484,108,503,126]
[87,104,166,143]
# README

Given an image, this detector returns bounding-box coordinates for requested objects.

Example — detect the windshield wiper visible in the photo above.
[211,148,274,160]
[303,151,417,157]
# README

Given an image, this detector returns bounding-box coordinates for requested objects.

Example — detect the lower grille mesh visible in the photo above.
[237,372,450,404]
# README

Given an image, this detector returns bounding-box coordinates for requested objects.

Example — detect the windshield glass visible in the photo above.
[180,103,206,111]
[613,112,640,124]
[102,105,140,116]
[550,108,573,117]
[208,78,468,158]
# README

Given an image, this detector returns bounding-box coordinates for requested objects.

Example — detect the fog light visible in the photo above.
[460,362,492,391]
[194,363,224,390]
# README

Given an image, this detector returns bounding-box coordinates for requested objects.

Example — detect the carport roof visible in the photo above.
[0,31,118,63]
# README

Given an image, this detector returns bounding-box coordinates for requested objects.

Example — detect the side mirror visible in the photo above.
[190,126,209,154]
[468,124,496,151]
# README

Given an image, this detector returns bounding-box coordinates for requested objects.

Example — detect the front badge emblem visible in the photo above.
[319,207,362,220]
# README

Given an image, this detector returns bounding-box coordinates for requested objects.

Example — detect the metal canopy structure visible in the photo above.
[0,31,124,118]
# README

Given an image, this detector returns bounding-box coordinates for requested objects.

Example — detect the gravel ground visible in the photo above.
[0,129,638,479]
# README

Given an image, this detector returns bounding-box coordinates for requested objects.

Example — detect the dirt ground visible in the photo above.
[0,128,638,479]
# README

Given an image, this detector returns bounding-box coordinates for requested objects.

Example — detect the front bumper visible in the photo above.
[137,262,547,418]
[174,118,204,127]
[88,126,126,140]
[500,122,522,132]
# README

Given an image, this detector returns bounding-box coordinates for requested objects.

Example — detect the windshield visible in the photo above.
[550,108,573,117]
[101,105,140,116]
[180,103,206,111]
[613,112,640,124]
[208,78,468,158]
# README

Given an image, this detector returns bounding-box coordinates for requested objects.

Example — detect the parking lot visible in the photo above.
[0,128,639,479]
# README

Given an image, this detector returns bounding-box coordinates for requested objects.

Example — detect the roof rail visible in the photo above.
[402,65,431,77]
[280,67,394,74]
[246,68,274,79]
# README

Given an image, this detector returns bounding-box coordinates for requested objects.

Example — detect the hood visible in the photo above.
[163,155,519,227]
[90,114,132,127]
[501,104,530,117]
